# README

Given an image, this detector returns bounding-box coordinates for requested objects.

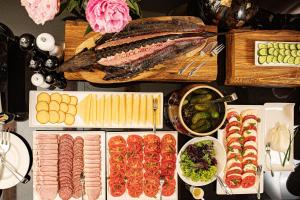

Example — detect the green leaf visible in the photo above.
[66,0,79,12]
[126,0,142,17]
[84,25,93,35]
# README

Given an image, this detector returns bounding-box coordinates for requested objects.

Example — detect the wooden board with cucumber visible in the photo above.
[256,41,300,66]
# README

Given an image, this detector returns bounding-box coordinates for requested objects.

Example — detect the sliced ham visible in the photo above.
[84,146,100,151]
[35,185,58,200]
[33,166,58,172]
[84,135,100,141]
[35,138,58,144]
[35,134,58,140]
[33,144,58,150]
[34,176,57,182]
[86,187,101,200]
[83,151,101,156]
[84,140,100,146]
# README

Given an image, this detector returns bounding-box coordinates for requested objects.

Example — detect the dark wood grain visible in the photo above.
[2,187,16,200]
[226,29,300,87]
[63,19,218,84]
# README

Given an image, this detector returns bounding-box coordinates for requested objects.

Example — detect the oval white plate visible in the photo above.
[0,133,30,189]
[177,136,226,186]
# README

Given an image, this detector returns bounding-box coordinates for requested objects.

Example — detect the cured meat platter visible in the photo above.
[33,131,106,200]
[29,91,163,129]
[106,131,178,200]
[216,105,264,195]
[63,17,218,84]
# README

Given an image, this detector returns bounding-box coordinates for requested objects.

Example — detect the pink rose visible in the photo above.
[86,0,131,33]
[21,0,60,25]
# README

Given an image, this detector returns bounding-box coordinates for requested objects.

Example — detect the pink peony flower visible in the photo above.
[21,0,60,25]
[86,0,131,33]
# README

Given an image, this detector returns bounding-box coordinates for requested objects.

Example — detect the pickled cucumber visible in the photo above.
[268,48,275,55]
[258,49,267,56]
[258,56,266,64]
[183,99,189,106]
[190,94,212,104]
[290,44,296,50]
[190,119,206,130]
[193,121,211,133]
[258,43,267,49]
[279,49,285,56]
[193,89,209,95]
[194,104,210,111]
[285,43,290,49]
[291,50,297,57]
[279,43,285,49]
[192,112,210,124]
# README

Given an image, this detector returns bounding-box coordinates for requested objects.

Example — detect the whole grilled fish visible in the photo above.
[59,16,216,81]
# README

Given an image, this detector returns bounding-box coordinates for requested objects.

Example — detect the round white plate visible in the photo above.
[177,136,226,186]
[0,133,30,189]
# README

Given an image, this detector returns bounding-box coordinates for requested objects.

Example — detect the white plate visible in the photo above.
[0,132,30,189]
[216,105,264,195]
[255,41,300,67]
[177,136,226,186]
[29,91,163,129]
[106,131,178,200]
[33,131,106,200]
[264,103,295,171]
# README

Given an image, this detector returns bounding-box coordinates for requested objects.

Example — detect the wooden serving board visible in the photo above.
[226,29,300,87]
[64,18,218,84]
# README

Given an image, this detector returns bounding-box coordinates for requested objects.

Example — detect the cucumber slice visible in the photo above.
[278,55,284,63]
[285,43,290,49]
[273,43,279,49]
[279,49,285,56]
[267,43,274,48]
[297,50,300,57]
[272,56,278,63]
[258,56,267,64]
[295,57,300,65]
[284,55,290,63]
[258,43,267,49]
[288,56,295,64]
[279,43,285,49]
[285,49,291,56]
[297,44,300,50]
[290,44,297,50]
[291,50,297,57]
[258,48,268,56]
[273,50,279,57]
[268,48,275,55]
[266,55,273,63]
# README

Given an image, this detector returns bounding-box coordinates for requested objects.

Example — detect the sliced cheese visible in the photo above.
[156,95,161,127]
[244,141,257,148]
[227,148,241,157]
[229,141,242,148]
[85,94,92,124]
[228,166,242,172]
[226,158,241,170]
[243,129,257,138]
[242,172,256,179]
[139,94,147,126]
[241,109,258,118]
[97,95,105,126]
[228,116,239,123]
[242,156,257,163]
[243,149,257,157]
[119,94,125,126]
[243,118,258,127]
[227,133,241,141]
[227,173,242,178]
[90,94,97,124]
[125,93,133,126]
[228,126,241,132]
[104,94,112,126]
[243,164,257,172]
[112,94,119,126]
[132,94,140,125]
[146,95,153,126]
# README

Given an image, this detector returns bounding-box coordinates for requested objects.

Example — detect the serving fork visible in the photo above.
[188,44,225,77]
[153,98,158,134]
[0,131,29,183]
[159,177,164,200]
[265,143,274,177]
[256,165,263,200]
[216,175,232,195]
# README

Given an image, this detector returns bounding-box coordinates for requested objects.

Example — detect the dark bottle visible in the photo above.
[28,56,42,71]
[44,56,59,72]
[55,75,67,89]
[19,33,35,51]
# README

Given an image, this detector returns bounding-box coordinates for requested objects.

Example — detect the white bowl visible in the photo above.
[177,136,226,186]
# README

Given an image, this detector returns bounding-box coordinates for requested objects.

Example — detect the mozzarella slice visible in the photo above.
[228,116,239,123]
[243,164,257,172]
[229,141,242,148]
[244,141,257,148]
[243,149,257,157]
[243,129,257,138]
[227,173,242,178]
[228,166,242,172]
[227,148,241,157]
[226,158,241,170]
[228,126,241,132]
[241,109,258,118]
[227,133,241,141]
[242,156,257,163]
[243,118,258,127]
[242,172,256,179]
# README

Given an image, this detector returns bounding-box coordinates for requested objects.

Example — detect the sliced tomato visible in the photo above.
[226,129,241,138]
[241,175,256,188]
[127,158,143,170]
[108,136,126,148]
[161,153,176,163]
[242,159,257,166]
[144,143,160,154]
[227,145,242,152]
[144,152,160,162]
[243,125,257,132]
[161,161,176,171]
[243,136,256,143]
[109,154,126,164]
[144,134,160,145]
[161,143,176,154]
[226,121,241,132]
[127,178,143,198]
[243,145,257,151]
[127,143,143,153]
[227,153,242,161]
[225,175,242,188]
[109,145,126,155]
[126,151,143,160]
[110,182,126,197]
[242,115,258,123]
[110,162,126,172]
[127,135,143,145]
[144,170,160,179]
[226,168,242,177]
[227,162,242,170]
[226,111,240,121]
[109,169,125,179]
[242,170,256,175]
[144,161,160,172]
[126,168,143,179]
[144,177,160,197]
[227,137,242,146]
[162,178,176,196]
[161,134,176,146]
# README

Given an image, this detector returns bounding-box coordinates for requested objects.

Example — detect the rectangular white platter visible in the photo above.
[33,131,106,200]
[255,41,300,67]
[216,105,264,195]
[106,131,178,200]
[263,103,295,171]
[29,90,163,129]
